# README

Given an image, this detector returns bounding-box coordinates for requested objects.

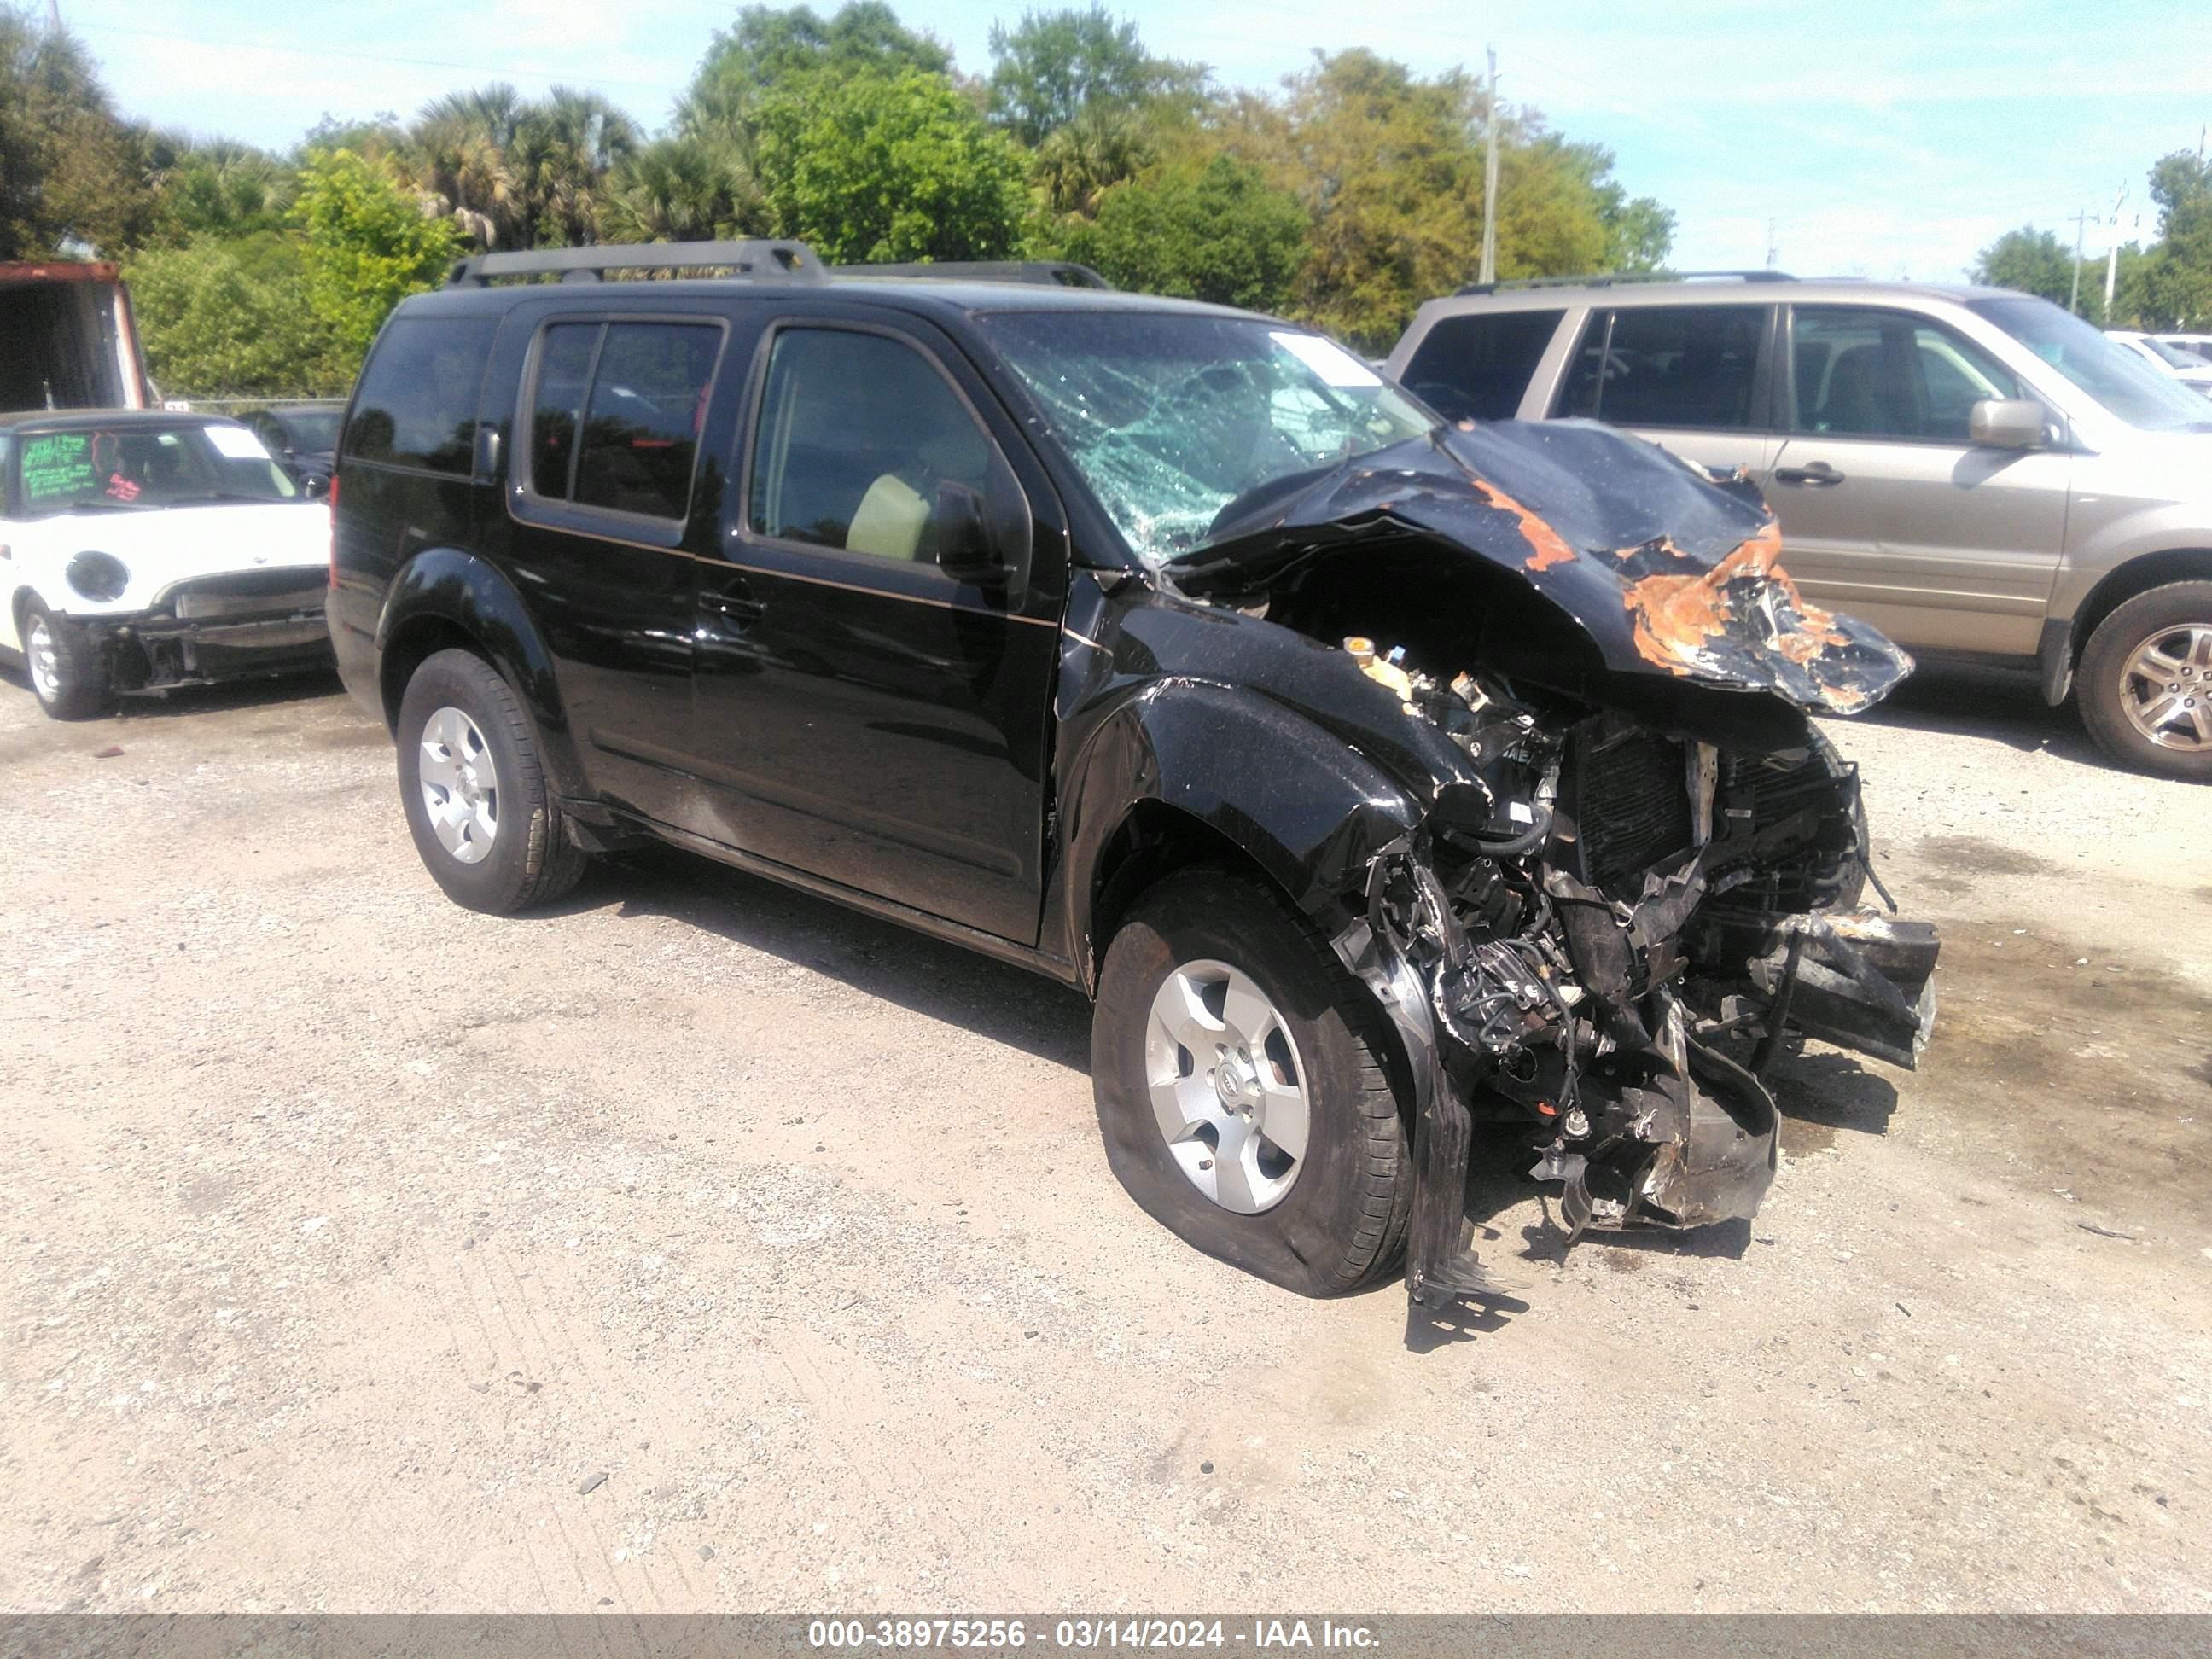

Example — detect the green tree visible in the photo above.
[1971,225,2078,305]
[1032,101,1157,216]
[679,2,951,158]
[1057,154,1307,311]
[291,148,461,364]
[123,234,346,395]
[752,68,1029,263]
[1212,53,1484,351]
[986,4,1205,147]
[508,88,642,247]
[604,136,769,243]
[402,84,641,249]
[1214,50,1674,351]
[0,8,162,258]
[151,139,296,242]
[2134,151,2212,329]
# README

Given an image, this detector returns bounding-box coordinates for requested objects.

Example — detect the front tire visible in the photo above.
[2079,582,2212,781]
[1091,868,1412,1296]
[396,649,587,913]
[21,602,113,721]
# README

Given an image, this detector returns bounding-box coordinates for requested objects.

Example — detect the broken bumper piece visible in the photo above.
[1720,911,1941,1073]
[1533,1037,1779,1236]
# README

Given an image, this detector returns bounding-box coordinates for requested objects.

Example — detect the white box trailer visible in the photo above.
[0,260,154,412]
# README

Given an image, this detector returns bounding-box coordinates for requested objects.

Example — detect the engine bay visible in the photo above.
[1271,601,1937,1303]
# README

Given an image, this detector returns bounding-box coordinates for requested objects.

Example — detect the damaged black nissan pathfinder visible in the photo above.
[329,242,1940,1307]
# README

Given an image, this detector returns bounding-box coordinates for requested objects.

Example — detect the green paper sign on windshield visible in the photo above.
[21,433,96,500]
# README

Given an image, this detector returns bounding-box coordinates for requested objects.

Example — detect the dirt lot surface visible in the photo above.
[2,660,2208,1615]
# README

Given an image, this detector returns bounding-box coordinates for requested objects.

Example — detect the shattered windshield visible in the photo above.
[979,311,1436,565]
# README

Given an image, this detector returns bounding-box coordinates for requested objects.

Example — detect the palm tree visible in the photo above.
[405,84,527,247]
[602,135,769,244]
[1034,102,1155,218]
[510,88,641,247]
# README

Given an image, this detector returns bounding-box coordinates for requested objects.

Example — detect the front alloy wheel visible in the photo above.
[1093,868,1412,1297]
[1145,958,1311,1214]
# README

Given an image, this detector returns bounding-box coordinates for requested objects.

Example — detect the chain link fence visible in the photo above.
[157,395,346,416]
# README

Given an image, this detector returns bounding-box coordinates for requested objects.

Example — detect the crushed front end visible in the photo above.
[1331,677,1936,1304]
[1163,421,1941,1306]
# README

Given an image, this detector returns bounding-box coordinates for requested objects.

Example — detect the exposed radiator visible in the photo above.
[1575,726,1693,895]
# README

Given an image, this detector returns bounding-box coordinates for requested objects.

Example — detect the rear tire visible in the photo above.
[1091,867,1412,1297]
[2078,582,2212,781]
[396,648,587,913]
[21,602,113,721]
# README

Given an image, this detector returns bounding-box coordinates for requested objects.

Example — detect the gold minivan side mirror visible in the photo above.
[1969,398,2046,450]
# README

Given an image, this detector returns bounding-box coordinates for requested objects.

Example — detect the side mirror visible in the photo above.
[301,474,330,500]
[1969,398,2045,450]
[934,481,1007,585]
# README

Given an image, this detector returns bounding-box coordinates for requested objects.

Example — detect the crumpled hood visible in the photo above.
[1167,418,1913,717]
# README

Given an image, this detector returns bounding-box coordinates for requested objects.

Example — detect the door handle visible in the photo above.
[701,584,765,630]
[1773,462,1844,487]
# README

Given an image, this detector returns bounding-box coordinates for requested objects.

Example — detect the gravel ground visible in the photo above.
[0,658,2207,1615]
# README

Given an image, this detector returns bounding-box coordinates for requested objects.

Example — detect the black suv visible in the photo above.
[329,241,1939,1307]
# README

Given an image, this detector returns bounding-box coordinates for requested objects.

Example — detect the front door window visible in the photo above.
[1790,307,2024,442]
[747,327,995,564]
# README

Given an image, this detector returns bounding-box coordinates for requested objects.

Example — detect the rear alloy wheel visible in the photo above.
[396,648,588,913]
[2080,582,2212,781]
[1092,868,1412,1296]
[20,601,113,721]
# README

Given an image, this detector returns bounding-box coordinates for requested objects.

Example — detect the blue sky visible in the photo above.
[66,0,2212,282]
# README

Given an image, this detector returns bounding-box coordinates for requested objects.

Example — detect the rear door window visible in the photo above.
[1554,304,1770,429]
[1398,310,1564,422]
[521,319,725,521]
[344,316,499,474]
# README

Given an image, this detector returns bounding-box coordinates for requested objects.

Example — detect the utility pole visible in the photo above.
[2104,183,2127,317]
[44,0,58,30]
[1477,46,1500,286]
[2068,208,2093,313]
[1765,218,1778,271]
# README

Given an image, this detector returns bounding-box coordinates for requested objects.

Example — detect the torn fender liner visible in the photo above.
[1169,418,1913,718]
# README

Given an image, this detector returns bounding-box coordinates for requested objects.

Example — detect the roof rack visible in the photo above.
[445,239,825,288]
[1455,268,1798,296]
[828,259,1112,289]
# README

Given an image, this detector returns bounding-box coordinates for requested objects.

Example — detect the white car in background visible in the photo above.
[0,410,332,719]
[2107,329,2212,396]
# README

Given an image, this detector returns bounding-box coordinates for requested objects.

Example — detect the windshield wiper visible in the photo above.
[185,491,290,505]
[45,498,159,515]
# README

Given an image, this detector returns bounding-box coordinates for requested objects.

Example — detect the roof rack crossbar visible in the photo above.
[826,259,1113,289]
[445,239,826,288]
[1455,268,1798,296]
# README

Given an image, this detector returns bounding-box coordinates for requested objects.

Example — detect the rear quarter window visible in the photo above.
[344,316,499,474]
[1399,309,1565,422]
